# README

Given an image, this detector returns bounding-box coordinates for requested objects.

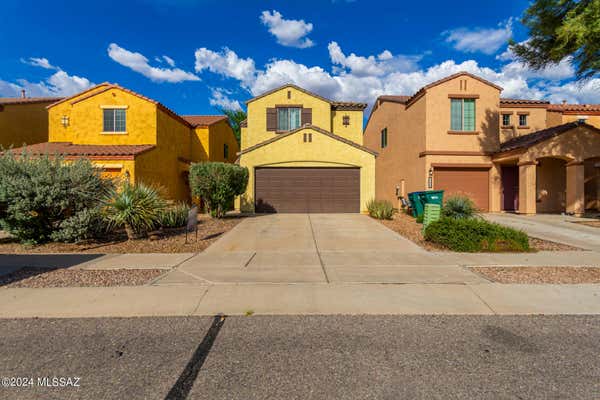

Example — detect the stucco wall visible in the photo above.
[331,110,363,144]
[0,102,52,148]
[536,158,566,213]
[238,127,376,213]
[49,87,158,145]
[207,120,240,163]
[364,100,425,206]
[499,107,548,143]
[424,76,500,154]
[244,87,331,150]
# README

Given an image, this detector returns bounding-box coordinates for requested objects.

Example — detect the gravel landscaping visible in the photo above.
[570,220,600,228]
[0,268,164,288]
[471,266,600,284]
[377,212,582,252]
[0,215,244,254]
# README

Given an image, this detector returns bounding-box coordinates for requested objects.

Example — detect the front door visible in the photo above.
[501,165,519,211]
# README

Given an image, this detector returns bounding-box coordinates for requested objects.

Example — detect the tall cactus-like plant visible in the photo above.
[103,182,167,240]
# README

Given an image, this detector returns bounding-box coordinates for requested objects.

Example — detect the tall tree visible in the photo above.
[511,0,600,80]
[219,108,246,144]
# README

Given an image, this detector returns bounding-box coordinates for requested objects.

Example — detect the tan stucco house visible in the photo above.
[236,84,377,213]
[364,71,600,216]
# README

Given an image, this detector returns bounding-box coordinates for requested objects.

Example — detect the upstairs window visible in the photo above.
[103,108,126,132]
[224,143,229,159]
[502,114,511,126]
[381,127,388,148]
[450,98,475,131]
[277,107,301,131]
[519,114,528,127]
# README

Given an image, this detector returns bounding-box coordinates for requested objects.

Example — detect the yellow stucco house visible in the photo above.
[236,84,377,213]
[8,83,239,201]
[0,94,62,148]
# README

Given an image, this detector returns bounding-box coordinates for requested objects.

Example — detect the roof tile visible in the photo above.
[4,142,156,157]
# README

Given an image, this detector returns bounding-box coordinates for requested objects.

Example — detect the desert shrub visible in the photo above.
[367,199,395,220]
[0,152,113,244]
[50,208,108,243]
[189,162,248,218]
[442,195,477,219]
[159,203,190,228]
[424,217,530,252]
[103,182,166,240]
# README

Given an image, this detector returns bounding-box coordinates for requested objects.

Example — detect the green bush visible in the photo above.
[103,182,166,240]
[159,203,190,228]
[0,152,113,244]
[415,214,424,224]
[442,195,477,219]
[367,199,395,220]
[189,162,248,218]
[424,217,530,252]
[50,208,108,243]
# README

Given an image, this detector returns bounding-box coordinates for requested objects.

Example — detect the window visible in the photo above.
[519,114,528,127]
[277,107,301,131]
[381,127,388,148]
[103,108,126,132]
[342,115,350,126]
[303,133,312,142]
[224,144,229,159]
[450,98,476,131]
[502,114,511,126]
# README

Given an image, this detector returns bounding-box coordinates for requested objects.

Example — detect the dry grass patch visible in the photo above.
[0,215,244,254]
[471,266,600,284]
[0,268,164,288]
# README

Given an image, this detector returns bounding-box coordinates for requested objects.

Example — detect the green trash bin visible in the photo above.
[418,190,444,207]
[407,191,425,217]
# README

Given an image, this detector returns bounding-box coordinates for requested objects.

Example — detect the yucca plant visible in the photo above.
[103,182,166,240]
[159,202,190,229]
[442,195,478,220]
[366,199,395,220]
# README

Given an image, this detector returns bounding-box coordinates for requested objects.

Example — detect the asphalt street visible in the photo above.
[0,315,599,399]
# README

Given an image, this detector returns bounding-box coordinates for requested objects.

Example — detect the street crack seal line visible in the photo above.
[164,315,226,400]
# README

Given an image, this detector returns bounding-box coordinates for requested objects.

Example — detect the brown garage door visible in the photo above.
[434,166,490,211]
[255,167,360,213]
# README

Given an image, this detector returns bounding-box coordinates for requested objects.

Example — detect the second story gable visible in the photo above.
[241,84,366,150]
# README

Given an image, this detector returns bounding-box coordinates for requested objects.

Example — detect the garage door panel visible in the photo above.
[434,167,490,212]
[255,167,360,213]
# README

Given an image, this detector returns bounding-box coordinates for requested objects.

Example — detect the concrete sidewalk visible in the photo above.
[0,283,599,318]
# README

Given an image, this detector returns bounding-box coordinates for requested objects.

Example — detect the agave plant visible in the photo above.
[103,182,166,240]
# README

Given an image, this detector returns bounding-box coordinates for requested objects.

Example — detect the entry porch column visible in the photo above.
[566,161,585,216]
[518,160,537,215]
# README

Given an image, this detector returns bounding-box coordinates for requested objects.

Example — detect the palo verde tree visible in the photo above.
[511,0,600,80]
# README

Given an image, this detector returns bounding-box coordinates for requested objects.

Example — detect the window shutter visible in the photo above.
[301,108,312,126]
[266,108,277,131]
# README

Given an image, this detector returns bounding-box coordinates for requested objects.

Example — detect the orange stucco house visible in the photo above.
[364,71,600,216]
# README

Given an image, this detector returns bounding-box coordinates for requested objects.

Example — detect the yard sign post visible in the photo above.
[185,206,198,244]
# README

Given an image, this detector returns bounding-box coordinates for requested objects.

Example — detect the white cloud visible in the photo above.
[0,69,94,97]
[209,88,242,110]
[162,55,175,67]
[328,41,420,77]
[445,19,513,55]
[21,57,57,70]
[260,10,314,48]
[192,41,599,111]
[107,43,199,83]
[194,47,257,85]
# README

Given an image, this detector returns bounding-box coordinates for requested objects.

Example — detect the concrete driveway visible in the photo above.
[158,214,490,286]
[484,213,600,251]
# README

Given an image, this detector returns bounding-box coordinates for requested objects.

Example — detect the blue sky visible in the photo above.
[1,0,598,116]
